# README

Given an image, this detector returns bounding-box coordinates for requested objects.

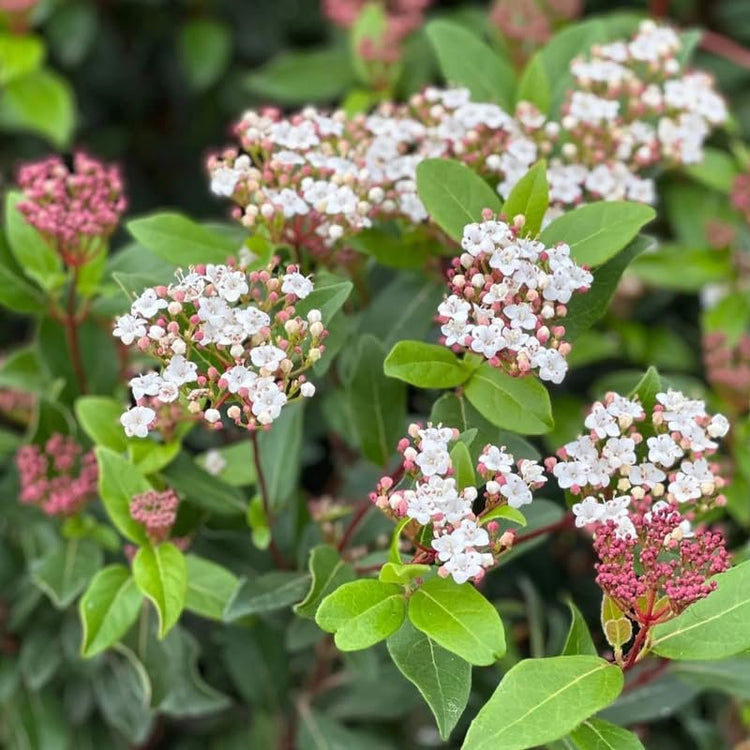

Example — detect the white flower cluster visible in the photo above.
[439,217,593,383]
[550,390,730,539]
[373,424,546,584]
[115,261,326,437]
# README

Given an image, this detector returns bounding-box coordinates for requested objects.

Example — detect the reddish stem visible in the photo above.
[64,267,88,394]
[514,513,575,545]
[623,658,670,692]
[338,502,371,552]
[250,430,292,569]
[649,0,670,18]
[701,30,750,70]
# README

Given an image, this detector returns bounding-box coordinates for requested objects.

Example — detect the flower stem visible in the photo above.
[337,502,371,552]
[64,267,88,394]
[250,430,291,569]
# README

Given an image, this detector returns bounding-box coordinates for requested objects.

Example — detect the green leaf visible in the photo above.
[295,270,353,322]
[379,562,431,585]
[502,160,549,236]
[95,447,151,544]
[195,442,256,486]
[297,709,393,750]
[516,53,550,113]
[347,334,406,466]
[295,545,356,619]
[651,561,750,660]
[0,33,45,84]
[19,627,60,690]
[31,538,103,609]
[75,396,129,452]
[257,400,305,510]
[384,340,472,389]
[5,190,64,291]
[0,260,45,313]
[128,438,182,475]
[316,579,406,651]
[570,718,645,750]
[599,674,698,725]
[672,657,750,699]
[562,601,597,657]
[462,656,624,750]
[224,571,311,621]
[127,212,237,266]
[178,19,231,92]
[387,619,471,741]
[425,20,515,109]
[629,367,661,413]
[0,69,75,147]
[245,47,356,104]
[629,244,733,292]
[564,235,653,341]
[132,543,187,639]
[685,147,738,194]
[408,577,505,666]
[540,202,656,267]
[464,362,553,435]
[349,225,434,269]
[184,555,238,621]
[449,440,475,490]
[702,291,750,348]
[79,565,144,657]
[479,504,527,526]
[417,158,503,242]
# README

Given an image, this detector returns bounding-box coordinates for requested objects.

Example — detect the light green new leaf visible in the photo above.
[561,600,597,657]
[387,620,471,740]
[184,555,238,621]
[178,19,231,92]
[540,202,656,267]
[195,442,256,486]
[408,577,505,666]
[4,190,64,291]
[449,440,475,490]
[75,396,129,452]
[0,69,75,147]
[629,367,661,413]
[502,161,549,237]
[95,446,151,544]
[79,565,144,657]
[570,718,645,750]
[133,543,187,639]
[417,158,503,242]
[379,562,431,585]
[462,656,624,750]
[426,20,515,109]
[127,212,238,266]
[32,538,103,609]
[295,545,356,619]
[0,33,45,84]
[348,334,406,466]
[651,561,750,660]
[464,362,553,435]
[316,579,406,651]
[384,340,473,389]
[224,571,311,621]
[685,147,738,194]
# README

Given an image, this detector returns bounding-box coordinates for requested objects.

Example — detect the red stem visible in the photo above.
[700,30,750,70]
[338,502,371,552]
[623,658,670,692]
[250,430,291,569]
[649,0,670,18]
[64,267,88,394]
[514,513,575,545]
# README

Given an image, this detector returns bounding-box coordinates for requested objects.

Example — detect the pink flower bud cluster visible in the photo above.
[16,152,126,266]
[114,258,326,437]
[703,331,750,414]
[0,386,34,422]
[370,423,546,584]
[549,390,731,618]
[438,213,592,384]
[15,434,98,517]
[129,489,179,545]
[490,0,581,48]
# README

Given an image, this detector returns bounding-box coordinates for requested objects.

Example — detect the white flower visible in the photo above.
[300,382,316,398]
[553,461,589,490]
[131,288,167,318]
[431,532,467,562]
[204,408,221,424]
[647,434,683,467]
[500,474,533,508]
[224,365,257,394]
[572,496,604,527]
[707,413,729,438]
[602,437,636,469]
[479,445,513,473]
[113,314,147,345]
[585,404,620,439]
[668,473,702,503]
[203,449,227,476]
[163,354,198,386]
[282,272,314,299]
[235,306,271,337]
[210,165,240,197]
[250,345,287,372]
[456,519,490,548]
[120,406,155,438]
[442,550,485,584]
[157,381,179,403]
[129,372,162,400]
[415,448,451,477]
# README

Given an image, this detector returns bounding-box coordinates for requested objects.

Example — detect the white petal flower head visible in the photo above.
[431,532,467,562]
[500,473,533,508]
[113,314,147,345]
[203,449,227,476]
[235,306,271,337]
[157,381,180,403]
[415,447,451,477]
[163,354,198,386]
[647,434,683,467]
[129,372,162,400]
[250,345,287,372]
[572,496,604,527]
[443,550,485,584]
[131,288,168,318]
[120,406,156,438]
[479,445,514,473]
[224,365,257,394]
[707,413,729,438]
[281,272,314,299]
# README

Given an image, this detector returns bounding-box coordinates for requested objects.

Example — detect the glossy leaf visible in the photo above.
[562,601,597,657]
[178,19,231,91]
[570,718,645,750]
[224,571,311,621]
[184,555,238,621]
[295,545,356,619]
[31,538,103,609]
[502,160,549,236]
[384,340,473,388]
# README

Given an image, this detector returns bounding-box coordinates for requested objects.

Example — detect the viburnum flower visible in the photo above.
[370,423,547,584]
[15,434,98,517]
[114,257,327,435]
[130,488,179,544]
[548,389,731,621]
[438,212,592,383]
[16,152,126,266]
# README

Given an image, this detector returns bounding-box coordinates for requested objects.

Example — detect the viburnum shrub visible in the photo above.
[1,7,749,750]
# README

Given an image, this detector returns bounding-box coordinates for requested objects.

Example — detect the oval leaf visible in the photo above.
[502,160,549,236]
[570,718,645,750]
[184,555,238,622]
[224,571,311,621]
[384,340,472,388]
